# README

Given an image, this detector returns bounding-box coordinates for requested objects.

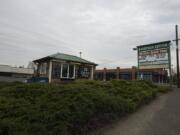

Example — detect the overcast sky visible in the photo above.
[0,0,179,69]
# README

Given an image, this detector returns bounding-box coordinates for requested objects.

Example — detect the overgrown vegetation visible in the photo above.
[0,80,171,135]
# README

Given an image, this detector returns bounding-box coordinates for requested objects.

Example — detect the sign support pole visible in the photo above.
[176,25,180,88]
[137,47,140,80]
[169,43,172,87]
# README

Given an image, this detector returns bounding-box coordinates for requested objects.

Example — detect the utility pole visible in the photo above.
[176,25,180,88]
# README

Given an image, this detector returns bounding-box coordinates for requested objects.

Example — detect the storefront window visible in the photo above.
[40,63,47,75]
[62,64,68,78]
[52,63,61,79]
[78,66,91,79]
[69,64,75,78]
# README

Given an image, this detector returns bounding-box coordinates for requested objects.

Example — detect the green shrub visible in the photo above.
[158,86,171,93]
[0,80,170,135]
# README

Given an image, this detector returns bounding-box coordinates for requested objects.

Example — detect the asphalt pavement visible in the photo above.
[92,88,180,135]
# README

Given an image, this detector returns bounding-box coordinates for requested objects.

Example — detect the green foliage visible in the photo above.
[0,80,170,135]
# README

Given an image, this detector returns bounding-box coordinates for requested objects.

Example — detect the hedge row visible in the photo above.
[0,80,170,135]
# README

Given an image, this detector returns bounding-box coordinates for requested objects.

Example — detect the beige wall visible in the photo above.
[0,65,34,75]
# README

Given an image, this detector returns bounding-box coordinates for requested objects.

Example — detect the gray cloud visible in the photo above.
[139,0,180,24]
[0,0,179,68]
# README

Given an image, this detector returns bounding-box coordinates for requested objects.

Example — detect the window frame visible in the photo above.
[60,63,75,79]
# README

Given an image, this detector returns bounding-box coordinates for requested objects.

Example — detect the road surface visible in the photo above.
[91,88,180,135]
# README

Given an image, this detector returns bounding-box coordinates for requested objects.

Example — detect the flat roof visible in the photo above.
[137,40,171,48]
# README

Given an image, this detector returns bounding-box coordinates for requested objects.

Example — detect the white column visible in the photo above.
[73,65,76,79]
[60,63,63,78]
[67,64,69,78]
[49,61,52,83]
[90,66,94,80]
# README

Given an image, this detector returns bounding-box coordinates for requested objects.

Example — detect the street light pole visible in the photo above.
[176,25,180,88]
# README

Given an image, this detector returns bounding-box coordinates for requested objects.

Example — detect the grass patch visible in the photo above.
[0,80,170,135]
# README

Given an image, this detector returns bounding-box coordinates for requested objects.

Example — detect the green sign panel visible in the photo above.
[137,41,171,69]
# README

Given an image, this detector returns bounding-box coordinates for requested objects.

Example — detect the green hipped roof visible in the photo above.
[33,52,97,65]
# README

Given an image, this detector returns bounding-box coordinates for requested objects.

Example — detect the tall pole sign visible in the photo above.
[137,41,171,69]
[135,41,171,82]
[176,25,180,88]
